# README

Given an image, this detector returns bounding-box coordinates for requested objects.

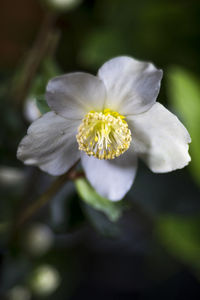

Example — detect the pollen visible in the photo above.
[76,109,132,160]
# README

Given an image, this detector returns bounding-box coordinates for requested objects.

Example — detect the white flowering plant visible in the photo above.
[17,56,191,202]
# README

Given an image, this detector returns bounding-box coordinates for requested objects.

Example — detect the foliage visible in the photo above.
[168,67,200,185]
[75,178,124,222]
[156,215,200,270]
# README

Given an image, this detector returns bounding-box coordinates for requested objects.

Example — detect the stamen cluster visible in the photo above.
[76,110,132,159]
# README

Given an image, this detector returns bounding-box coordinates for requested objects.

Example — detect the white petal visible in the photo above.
[46,72,106,120]
[98,56,163,115]
[127,103,191,173]
[81,151,138,201]
[17,112,80,175]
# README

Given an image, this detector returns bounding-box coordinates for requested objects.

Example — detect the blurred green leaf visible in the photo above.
[79,29,127,69]
[30,57,61,115]
[82,203,121,237]
[75,178,123,222]
[156,215,200,269]
[36,95,50,114]
[167,67,200,184]
[42,58,61,80]
[31,58,61,95]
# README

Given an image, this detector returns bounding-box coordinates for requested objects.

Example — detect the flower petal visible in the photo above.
[46,72,106,120]
[98,56,163,115]
[127,103,191,173]
[17,112,80,175]
[81,151,137,201]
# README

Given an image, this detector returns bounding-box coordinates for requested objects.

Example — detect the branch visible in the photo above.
[11,11,58,108]
[15,165,84,229]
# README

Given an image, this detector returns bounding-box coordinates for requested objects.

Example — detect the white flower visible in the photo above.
[17,56,191,201]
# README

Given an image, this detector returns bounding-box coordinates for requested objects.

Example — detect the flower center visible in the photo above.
[76,109,132,160]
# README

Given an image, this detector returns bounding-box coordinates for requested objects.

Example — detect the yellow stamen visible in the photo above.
[76,109,132,160]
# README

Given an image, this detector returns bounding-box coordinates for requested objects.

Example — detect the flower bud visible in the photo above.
[7,286,31,300]
[0,166,25,186]
[41,0,82,11]
[29,265,61,296]
[24,97,41,123]
[23,223,54,257]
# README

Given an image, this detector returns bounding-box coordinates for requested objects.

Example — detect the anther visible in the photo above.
[76,110,132,160]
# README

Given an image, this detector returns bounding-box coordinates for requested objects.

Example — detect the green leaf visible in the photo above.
[42,57,61,80]
[81,203,121,237]
[156,215,200,269]
[30,57,61,115]
[79,29,127,69]
[35,95,50,114]
[75,178,123,222]
[167,67,200,184]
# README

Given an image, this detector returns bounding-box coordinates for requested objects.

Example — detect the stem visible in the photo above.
[12,11,58,108]
[15,166,83,229]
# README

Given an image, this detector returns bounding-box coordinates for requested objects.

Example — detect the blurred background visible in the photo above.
[1,0,200,299]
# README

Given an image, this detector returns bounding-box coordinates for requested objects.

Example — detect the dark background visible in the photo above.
[1,0,200,299]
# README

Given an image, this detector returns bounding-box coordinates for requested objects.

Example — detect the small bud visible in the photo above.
[23,223,54,257]
[24,97,41,123]
[41,0,82,11]
[0,166,25,186]
[29,265,61,296]
[7,286,31,300]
